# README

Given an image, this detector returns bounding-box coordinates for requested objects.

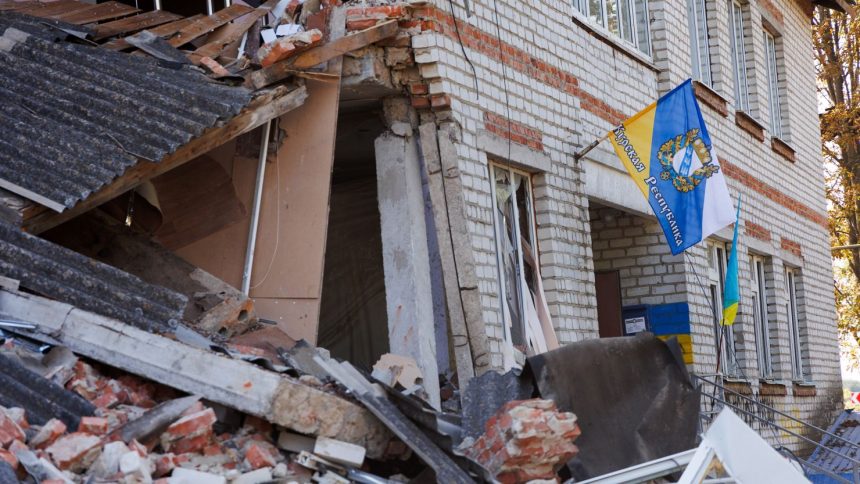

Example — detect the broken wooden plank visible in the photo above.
[92,10,183,41]
[168,4,253,48]
[0,288,392,457]
[102,14,203,51]
[13,0,84,16]
[23,84,308,234]
[0,2,45,12]
[190,5,272,62]
[53,1,140,25]
[249,19,397,89]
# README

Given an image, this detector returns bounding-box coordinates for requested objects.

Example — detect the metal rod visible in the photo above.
[833,243,860,251]
[702,393,860,467]
[206,0,214,15]
[241,121,272,295]
[153,0,162,10]
[694,375,860,451]
[777,447,854,484]
[573,132,610,161]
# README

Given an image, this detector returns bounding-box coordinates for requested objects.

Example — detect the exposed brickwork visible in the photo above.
[781,237,803,258]
[693,81,729,117]
[760,381,789,396]
[772,137,797,163]
[484,111,544,151]
[745,221,773,242]
[794,384,817,397]
[463,399,580,483]
[720,158,829,228]
[735,111,765,142]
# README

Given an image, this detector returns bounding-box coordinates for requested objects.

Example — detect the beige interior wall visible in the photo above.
[175,79,340,343]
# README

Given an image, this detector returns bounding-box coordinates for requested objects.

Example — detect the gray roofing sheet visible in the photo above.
[0,12,253,211]
[0,220,188,333]
[807,410,860,474]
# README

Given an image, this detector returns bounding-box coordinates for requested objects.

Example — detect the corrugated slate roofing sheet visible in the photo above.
[0,220,187,333]
[807,409,860,475]
[0,12,253,211]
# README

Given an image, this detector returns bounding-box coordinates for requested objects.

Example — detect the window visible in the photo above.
[764,30,786,139]
[573,0,652,55]
[688,0,713,87]
[750,256,772,377]
[490,164,541,356]
[785,268,808,380]
[708,242,740,376]
[728,0,750,112]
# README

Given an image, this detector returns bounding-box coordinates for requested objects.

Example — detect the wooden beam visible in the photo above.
[190,0,280,62]
[168,4,253,48]
[0,2,45,12]
[92,10,183,41]
[249,20,398,89]
[102,14,203,51]
[23,85,308,234]
[0,288,392,457]
[14,0,86,16]
[53,1,140,25]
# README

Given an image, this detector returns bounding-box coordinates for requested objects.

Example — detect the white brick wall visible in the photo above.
[414,0,842,447]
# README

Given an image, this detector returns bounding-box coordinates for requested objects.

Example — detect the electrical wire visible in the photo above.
[490,0,512,165]
[447,0,479,97]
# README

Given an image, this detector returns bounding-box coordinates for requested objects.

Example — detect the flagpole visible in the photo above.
[573,132,610,161]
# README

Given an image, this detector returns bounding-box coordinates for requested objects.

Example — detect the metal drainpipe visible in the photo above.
[153,0,162,10]
[206,0,214,15]
[241,121,272,295]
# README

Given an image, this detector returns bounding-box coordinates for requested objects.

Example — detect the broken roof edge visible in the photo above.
[18,83,308,235]
[0,287,394,457]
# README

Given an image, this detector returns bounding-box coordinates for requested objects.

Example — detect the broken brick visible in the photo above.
[242,441,278,470]
[0,409,25,447]
[79,416,109,435]
[46,432,102,472]
[170,433,213,454]
[29,418,67,449]
[5,408,28,430]
[346,18,378,31]
[161,408,216,450]
[0,448,17,470]
[257,29,323,67]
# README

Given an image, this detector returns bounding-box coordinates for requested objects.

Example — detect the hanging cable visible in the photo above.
[447,0,479,97]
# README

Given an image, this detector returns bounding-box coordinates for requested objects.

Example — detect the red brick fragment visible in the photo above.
[0,410,25,447]
[29,418,67,449]
[243,441,278,470]
[5,408,28,430]
[79,416,109,435]
[46,432,102,472]
[346,18,378,31]
[161,408,216,453]
[0,448,17,470]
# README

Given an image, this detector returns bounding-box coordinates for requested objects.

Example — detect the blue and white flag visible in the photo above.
[609,79,735,254]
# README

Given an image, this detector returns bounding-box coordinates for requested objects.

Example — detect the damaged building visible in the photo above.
[0,0,851,482]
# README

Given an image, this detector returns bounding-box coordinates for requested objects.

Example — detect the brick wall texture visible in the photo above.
[404,0,842,450]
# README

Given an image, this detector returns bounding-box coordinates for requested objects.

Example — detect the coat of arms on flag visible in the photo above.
[607,79,735,255]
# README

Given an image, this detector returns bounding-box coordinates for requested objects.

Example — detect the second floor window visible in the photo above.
[729,0,750,112]
[764,30,787,140]
[688,0,713,87]
[750,255,772,377]
[573,0,652,55]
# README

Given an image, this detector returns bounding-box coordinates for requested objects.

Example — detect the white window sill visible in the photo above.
[570,10,658,72]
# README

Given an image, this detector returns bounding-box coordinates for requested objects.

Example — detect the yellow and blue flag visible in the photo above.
[608,79,735,255]
[722,196,741,326]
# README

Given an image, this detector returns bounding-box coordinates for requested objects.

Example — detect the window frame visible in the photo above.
[728,0,750,112]
[708,242,740,376]
[489,163,541,358]
[764,29,785,140]
[573,0,652,56]
[688,0,713,87]
[750,255,772,377]
[785,267,805,381]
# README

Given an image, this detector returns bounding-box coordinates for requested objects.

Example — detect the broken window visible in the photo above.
[688,0,713,87]
[490,164,549,362]
[573,0,652,56]
[750,255,772,377]
[764,28,788,141]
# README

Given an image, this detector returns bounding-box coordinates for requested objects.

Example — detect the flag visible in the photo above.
[722,196,741,326]
[608,79,735,255]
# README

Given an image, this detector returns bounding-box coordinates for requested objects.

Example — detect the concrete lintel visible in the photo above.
[582,158,651,217]
[477,129,552,173]
[746,236,777,257]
